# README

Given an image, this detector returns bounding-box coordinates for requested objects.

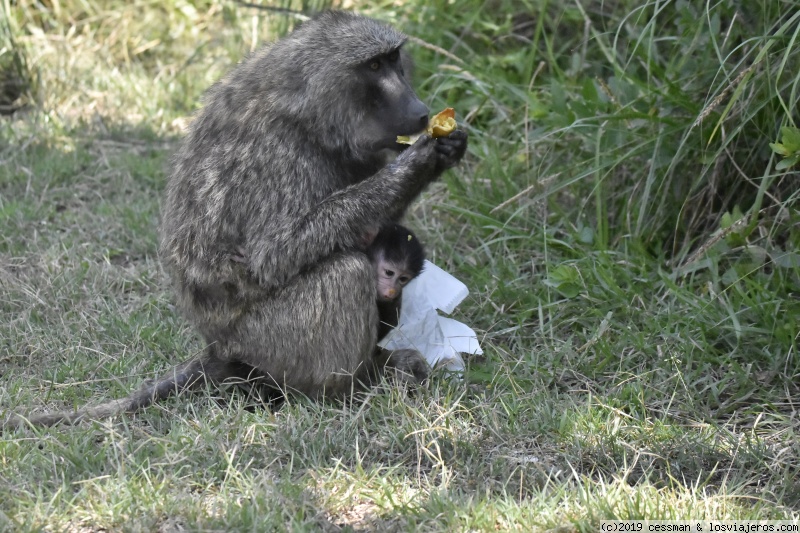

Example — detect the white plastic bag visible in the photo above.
[378,260,482,371]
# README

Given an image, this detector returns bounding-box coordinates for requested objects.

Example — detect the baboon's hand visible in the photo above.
[434,129,468,175]
[386,348,430,385]
[359,227,380,250]
[400,129,468,182]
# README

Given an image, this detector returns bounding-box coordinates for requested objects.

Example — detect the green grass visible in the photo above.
[1,0,799,530]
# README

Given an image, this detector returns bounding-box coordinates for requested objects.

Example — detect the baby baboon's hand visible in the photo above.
[230,246,249,265]
[359,227,380,250]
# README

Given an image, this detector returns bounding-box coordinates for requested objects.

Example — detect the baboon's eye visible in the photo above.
[370,60,381,71]
[387,50,400,63]
[399,276,410,284]
[384,269,395,277]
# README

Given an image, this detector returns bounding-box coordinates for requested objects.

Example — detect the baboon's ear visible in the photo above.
[400,46,415,81]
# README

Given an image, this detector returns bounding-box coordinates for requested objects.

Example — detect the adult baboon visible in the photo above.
[4,11,466,428]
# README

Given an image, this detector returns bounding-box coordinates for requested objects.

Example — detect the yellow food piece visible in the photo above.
[397,107,457,144]
[395,134,419,145]
[428,107,456,138]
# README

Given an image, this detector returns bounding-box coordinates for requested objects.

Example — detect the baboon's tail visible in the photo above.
[2,358,211,430]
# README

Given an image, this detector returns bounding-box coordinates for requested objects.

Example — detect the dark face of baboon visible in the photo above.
[3,12,468,429]
[354,48,430,152]
[298,12,430,152]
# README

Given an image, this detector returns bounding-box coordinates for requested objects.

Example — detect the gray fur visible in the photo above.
[3,11,466,429]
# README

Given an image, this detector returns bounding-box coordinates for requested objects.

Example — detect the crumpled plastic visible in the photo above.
[377,260,482,371]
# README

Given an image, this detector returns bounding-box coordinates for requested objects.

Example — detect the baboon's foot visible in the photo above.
[385,348,430,386]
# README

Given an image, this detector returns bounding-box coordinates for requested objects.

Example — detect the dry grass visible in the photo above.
[1,0,799,530]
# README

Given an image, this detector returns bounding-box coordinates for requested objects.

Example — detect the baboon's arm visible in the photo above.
[248,133,467,289]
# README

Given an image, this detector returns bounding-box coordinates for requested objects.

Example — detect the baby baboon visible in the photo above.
[368,224,425,340]
[4,11,466,428]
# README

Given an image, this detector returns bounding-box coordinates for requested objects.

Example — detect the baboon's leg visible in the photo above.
[372,347,430,386]
[230,252,380,398]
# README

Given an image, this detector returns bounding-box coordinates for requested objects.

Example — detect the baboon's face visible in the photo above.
[357,47,429,151]
[375,255,415,302]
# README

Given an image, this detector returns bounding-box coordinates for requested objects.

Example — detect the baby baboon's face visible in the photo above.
[375,256,414,302]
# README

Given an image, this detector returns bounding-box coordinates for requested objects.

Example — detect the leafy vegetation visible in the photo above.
[1,0,798,530]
